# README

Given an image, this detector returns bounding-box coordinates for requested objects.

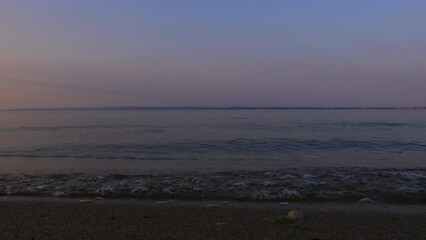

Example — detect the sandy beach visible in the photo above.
[0,197,425,240]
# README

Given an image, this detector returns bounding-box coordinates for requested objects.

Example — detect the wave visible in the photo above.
[2,124,166,132]
[196,121,424,132]
[1,138,425,160]
[1,168,425,203]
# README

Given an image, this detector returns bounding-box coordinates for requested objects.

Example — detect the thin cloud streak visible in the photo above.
[0,76,164,101]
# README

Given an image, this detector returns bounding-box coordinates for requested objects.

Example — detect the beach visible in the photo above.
[0,110,425,239]
[0,197,425,240]
[0,168,424,239]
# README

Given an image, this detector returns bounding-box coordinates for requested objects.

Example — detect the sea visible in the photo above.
[0,108,425,173]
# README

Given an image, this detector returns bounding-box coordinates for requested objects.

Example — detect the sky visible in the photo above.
[1,0,425,109]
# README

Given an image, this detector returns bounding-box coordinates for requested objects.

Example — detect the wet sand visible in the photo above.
[0,197,425,240]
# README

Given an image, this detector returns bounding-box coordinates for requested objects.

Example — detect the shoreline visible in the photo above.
[1,167,425,204]
[1,197,425,239]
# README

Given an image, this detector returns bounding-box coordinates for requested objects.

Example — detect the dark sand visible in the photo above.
[0,197,425,240]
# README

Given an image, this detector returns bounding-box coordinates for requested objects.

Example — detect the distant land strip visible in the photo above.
[5,106,426,111]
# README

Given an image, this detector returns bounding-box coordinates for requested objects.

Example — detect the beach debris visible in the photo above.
[286,210,304,221]
[278,202,289,206]
[52,191,65,197]
[79,199,92,203]
[359,197,373,203]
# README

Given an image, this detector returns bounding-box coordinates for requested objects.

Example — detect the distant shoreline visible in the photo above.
[5,106,426,112]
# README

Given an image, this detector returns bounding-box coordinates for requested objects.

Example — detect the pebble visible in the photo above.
[359,197,373,203]
[286,210,304,221]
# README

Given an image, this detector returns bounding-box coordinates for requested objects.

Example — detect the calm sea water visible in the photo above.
[0,110,425,173]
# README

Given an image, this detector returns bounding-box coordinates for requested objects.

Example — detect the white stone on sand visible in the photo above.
[286,210,304,221]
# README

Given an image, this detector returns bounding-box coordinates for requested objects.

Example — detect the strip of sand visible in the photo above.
[0,197,425,240]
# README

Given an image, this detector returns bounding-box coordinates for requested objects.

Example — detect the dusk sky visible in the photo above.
[1,1,425,109]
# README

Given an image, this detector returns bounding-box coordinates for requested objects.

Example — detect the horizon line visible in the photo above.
[4,106,426,112]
